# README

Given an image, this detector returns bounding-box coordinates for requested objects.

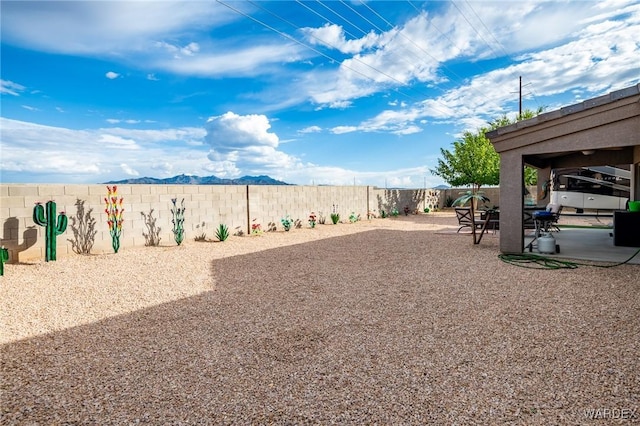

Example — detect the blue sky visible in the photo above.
[1,1,639,188]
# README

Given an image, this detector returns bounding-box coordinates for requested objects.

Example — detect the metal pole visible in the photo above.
[519,76,522,117]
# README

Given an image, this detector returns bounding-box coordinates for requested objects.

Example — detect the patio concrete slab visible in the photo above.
[525,227,640,265]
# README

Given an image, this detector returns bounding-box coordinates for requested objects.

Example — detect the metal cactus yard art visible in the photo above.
[171,198,185,245]
[33,201,68,262]
[105,186,124,253]
[0,247,8,276]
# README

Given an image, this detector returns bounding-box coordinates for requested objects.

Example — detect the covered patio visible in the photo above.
[487,84,640,255]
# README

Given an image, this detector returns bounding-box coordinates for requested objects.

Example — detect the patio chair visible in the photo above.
[455,207,484,233]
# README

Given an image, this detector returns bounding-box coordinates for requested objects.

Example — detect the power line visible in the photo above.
[217,0,432,107]
[315,0,369,36]
[362,0,506,107]
[293,0,361,41]
[459,0,541,110]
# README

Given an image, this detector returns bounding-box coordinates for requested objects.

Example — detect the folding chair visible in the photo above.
[455,207,484,233]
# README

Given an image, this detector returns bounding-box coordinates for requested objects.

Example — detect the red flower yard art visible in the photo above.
[105,185,124,253]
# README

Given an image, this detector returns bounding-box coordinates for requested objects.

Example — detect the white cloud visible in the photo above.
[0,2,305,79]
[120,163,139,176]
[204,112,300,174]
[155,43,306,77]
[0,2,236,55]
[0,117,445,187]
[330,126,358,135]
[155,41,200,58]
[299,126,322,134]
[320,1,640,137]
[302,23,382,54]
[21,105,39,111]
[0,118,210,182]
[298,0,639,113]
[0,79,26,96]
[147,73,159,81]
[99,134,139,150]
[105,71,120,79]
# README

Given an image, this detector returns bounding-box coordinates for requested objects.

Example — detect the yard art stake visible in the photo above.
[105,186,124,253]
[0,247,8,276]
[33,201,68,262]
[171,198,186,245]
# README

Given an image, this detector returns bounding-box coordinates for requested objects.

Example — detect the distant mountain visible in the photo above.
[104,174,290,185]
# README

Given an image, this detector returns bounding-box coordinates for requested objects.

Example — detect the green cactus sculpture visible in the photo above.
[33,201,68,262]
[0,247,8,276]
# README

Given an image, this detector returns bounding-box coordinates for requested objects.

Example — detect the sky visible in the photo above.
[1,1,639,188]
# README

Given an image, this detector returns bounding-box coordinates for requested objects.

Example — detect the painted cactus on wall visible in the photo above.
[33,201,68,262]
[0,247,8,276]
[105,186,124,253]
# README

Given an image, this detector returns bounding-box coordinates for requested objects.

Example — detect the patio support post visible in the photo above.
[632,148,640,201]
[499,151,525,253]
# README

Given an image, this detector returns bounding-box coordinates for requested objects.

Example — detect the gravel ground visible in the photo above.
[1,213,639,424]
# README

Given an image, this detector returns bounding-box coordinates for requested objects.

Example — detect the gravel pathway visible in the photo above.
[1,214,638,424]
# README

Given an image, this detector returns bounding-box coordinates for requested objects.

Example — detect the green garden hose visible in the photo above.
[498,247,640,269]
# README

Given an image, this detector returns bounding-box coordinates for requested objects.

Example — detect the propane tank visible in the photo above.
[537,232,556,254]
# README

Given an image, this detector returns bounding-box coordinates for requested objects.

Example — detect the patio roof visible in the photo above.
[486,84,640,254]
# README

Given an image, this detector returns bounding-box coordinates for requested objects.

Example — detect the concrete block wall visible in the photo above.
[370,188,441,214]
[0,184,249,263]
[2,184,411,263]
[248,185,369,229]
[3,184,529,263]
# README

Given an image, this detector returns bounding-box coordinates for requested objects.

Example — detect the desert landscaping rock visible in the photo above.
[1,213,638,424]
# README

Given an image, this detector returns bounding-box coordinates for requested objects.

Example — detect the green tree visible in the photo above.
[432,108,544,192]
[432,130,499,194]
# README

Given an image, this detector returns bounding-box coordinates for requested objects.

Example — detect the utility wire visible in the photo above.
[361,0,498,105]
[247,1,418,92]
[294,0,361,41]
[218,0,433,108]
[462,0,541,108]
[315,0,369,36]
[454,0,542,112]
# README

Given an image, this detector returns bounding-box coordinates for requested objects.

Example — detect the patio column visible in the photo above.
[499,151,525,253]
[633,147,640,201]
